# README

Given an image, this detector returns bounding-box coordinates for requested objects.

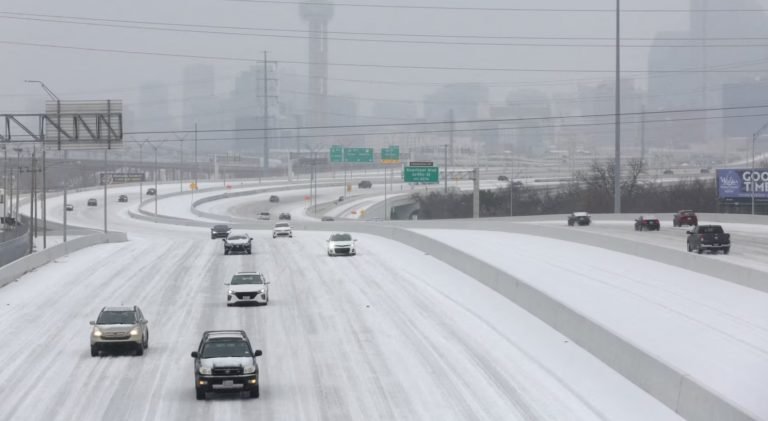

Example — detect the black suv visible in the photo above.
[191,330,263,400]
[358,180,372,189]
[269,195,280,203]
[567,212,591,226]
[278,212,291,221]
[146,188,157,195]
[87,198,98,207]
[118,195,128,203]
[211,224,231,239]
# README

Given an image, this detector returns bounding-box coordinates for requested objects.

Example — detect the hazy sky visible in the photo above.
[1,0,765,123]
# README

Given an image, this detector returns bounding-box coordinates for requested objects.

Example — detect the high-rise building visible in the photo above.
[300,1,334,135]
[229,64,279,157]
[136,82,174,135]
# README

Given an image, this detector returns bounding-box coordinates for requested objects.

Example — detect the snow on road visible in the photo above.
[527,219,768,273]
[413,228,768,419]
[0,186,683,420]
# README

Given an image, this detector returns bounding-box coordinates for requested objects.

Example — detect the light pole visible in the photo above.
[25,80,60,248]
[139,142,145,200]
[613,0,622,214]
[13,147,21,221]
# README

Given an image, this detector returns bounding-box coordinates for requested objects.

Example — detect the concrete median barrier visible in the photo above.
[0,231,128,289]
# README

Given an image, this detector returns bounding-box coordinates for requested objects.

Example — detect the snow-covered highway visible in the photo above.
[0,186,683,420]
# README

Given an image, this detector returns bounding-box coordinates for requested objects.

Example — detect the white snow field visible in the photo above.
[413,229,768,420]
[0,188,683,420]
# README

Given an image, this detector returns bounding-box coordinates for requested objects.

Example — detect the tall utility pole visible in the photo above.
[139,142,145,200]
[154,143,159,217]
[28,148,36,253]
[640,105,646,164]
[613,0,622,214]
[263,51,270,170]
[194,123,198,200]
[444,144,449,193]
[2,145,6,218]
[103,149,108,234]
[449,109,455,168]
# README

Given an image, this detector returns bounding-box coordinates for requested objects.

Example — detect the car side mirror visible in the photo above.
[265,281,271,285]
[143,319,149,324]
[254,350,263,357]
[89,321,96,326]
[191,351,199,358]
[221,238,226,242]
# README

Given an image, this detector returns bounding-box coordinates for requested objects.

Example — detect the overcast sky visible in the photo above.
[1,0,765,122]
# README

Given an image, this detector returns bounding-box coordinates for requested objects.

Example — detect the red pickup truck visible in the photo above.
[673,210,698,227]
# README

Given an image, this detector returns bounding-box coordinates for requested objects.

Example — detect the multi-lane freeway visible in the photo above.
[1,179,766,420]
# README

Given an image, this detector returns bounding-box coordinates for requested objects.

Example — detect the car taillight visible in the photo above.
[699,235,705,241]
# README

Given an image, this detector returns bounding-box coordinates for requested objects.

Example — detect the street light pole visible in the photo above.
[26,80,60,248]
[613,0,622,214]
[154,143,159,217]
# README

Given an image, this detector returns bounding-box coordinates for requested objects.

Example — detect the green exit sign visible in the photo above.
[404,166,439,183]
[344,147,374,163]
[381,146,400,164]
[330,145,343,163]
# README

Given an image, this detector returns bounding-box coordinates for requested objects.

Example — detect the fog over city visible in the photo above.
[3,0,768,161]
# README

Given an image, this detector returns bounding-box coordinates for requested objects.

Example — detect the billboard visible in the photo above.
[717,169,768,199]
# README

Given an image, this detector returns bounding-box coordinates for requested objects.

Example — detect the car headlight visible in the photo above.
[93,328,102,337]
[199,367,212,375]
[243,365,256,374]
[228,289,234,295]
[130,328,140,336]
[256,289,265,294]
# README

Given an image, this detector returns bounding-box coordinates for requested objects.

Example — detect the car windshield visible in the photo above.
[213,225,229,231]
[700,226,724,234]
[228,235,246,240]
[680,211,694,216]
[231,274,264,285]
[201,340,251,358]
[331,234,352,241]
[97,310,136,325]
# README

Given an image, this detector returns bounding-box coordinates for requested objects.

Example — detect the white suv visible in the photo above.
[226,272,270,306]
[272,222,292,238]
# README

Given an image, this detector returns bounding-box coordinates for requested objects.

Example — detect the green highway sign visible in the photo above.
[344,147,374,163]
[380,146,400,164]
[330,145,343,163]
[404,166,439,183]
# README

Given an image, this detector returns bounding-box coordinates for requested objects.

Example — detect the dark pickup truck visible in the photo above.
[687,225,730,254]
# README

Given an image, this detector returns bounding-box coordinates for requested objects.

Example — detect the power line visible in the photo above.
[229,0,767,13]
[4,11,766,42]
[124,104,768,136]
[4,40,768,73]
[5,13,768,48]
[120,112,768,145]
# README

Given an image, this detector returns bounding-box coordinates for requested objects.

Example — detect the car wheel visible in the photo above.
[136,343,144,356]
[250,386,260,399]
[196,389,206,401]
[723,248,730,255]
[247,249,252,255]
[144,332,149,349]
[90,345,98,357]
[697,245,703,254]
[224,250,229,255]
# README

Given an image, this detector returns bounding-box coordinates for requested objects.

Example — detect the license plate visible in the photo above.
[223,380,234,386]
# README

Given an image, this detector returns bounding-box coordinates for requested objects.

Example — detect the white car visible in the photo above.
[257,212,271,221]
[226,272,270,306]
[272,222,292,238]
[327,233,357,256]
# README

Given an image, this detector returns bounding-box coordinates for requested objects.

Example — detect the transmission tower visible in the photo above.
[300,0,334,140]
